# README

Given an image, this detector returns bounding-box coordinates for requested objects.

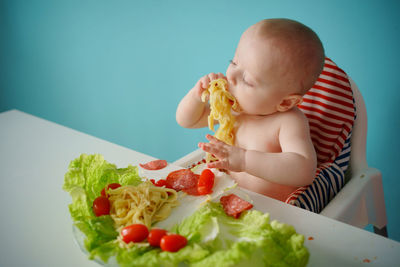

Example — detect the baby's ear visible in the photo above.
[276,94,303,112]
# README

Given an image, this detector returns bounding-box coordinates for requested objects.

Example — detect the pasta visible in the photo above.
[108,181,179,231]
[201,78,239,161]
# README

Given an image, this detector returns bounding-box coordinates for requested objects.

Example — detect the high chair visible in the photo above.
[319,77,388,237]
[173,66,388,237]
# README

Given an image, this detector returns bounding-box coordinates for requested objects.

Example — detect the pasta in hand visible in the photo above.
[201,78,239,162]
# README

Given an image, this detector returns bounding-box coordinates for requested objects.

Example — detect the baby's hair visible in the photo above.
[254,18,325,94]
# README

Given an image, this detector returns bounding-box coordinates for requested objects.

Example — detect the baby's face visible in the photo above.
[226,27,297,116]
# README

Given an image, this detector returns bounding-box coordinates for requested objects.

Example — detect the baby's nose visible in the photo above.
[227,77,238,96]
[228,76,237,87]
[227,82,237,98]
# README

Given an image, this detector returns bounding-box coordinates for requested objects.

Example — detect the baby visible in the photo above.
[176,18,325,202]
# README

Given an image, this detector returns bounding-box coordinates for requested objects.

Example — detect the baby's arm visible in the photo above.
[176,73,225,128]
[244,115,317,186]
[199,112,317,187]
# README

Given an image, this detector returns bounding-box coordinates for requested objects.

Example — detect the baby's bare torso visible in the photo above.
[229,110,300,201]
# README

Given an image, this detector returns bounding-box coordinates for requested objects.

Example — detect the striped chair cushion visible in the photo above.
[285,58,356,213]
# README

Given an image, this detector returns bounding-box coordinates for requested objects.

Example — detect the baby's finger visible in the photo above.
[198,142,226,159]
[207,159,228,170]
[198,142,215,154]
[206,134,225,145]
[217,72,225,79]
[208,73,218,81]
[200,76,210,89]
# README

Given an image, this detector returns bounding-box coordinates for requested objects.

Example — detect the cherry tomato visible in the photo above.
[160,234,187,252]
[101,183,121,197]
[155,179,167,187]
[121,224,149,243]
[93,196,110,216]
[148,228,168,247]
[197,169,215,195]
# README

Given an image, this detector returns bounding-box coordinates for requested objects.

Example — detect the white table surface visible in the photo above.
[0,109,399,267]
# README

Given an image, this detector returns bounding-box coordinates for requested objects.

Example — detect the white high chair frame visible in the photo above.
[173,78,388,237]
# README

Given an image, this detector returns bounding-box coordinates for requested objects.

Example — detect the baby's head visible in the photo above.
[227,18,325,115]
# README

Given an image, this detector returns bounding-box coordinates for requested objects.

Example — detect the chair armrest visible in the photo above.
[320,167,387,229]
[173,149,205,168]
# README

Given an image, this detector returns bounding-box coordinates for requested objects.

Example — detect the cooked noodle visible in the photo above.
[201,78,239,162]
[108,181,178,232]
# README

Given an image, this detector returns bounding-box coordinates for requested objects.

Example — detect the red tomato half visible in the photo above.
[93,196,110,216]
[101,183,121,197]
[155,179,167,187]
[160,234,187,252]
[121,224,149,243]
[148,228,168,247]
[197,169,215,195]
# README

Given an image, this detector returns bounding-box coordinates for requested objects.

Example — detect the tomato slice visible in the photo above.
[148,228,168,247]
[101,183,121,197]
[160,234,187,252]
[155,179,167,187]
[93,196,110,216]
[197,169,215,195]
[121,224,149,243]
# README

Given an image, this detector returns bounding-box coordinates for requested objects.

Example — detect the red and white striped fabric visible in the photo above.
[285,57,356,212]
[300,58,355,166]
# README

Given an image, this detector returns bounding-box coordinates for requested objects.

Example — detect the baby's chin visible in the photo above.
[231,110,241,116]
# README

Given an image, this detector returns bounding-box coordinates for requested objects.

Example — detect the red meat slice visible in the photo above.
[166,169,199,194]
[182,186,200,196]
[220,194,253,218]
[139,159,168,170]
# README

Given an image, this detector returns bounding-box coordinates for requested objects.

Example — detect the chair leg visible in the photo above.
[373,225,388,237]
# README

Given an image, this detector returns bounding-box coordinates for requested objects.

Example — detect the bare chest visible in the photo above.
[233,115,281,153]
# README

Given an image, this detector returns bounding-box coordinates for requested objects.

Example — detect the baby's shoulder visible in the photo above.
[278,107,309,131]
[279,107,307,120]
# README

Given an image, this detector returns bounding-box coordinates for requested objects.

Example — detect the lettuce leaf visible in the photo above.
[63,154,142,255]
[173,202,309,267]
[63,154,309,267]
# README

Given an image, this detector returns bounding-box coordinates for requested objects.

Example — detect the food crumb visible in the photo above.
[308,236,314,240]
[363,258,370,263]
[360,174,365,178]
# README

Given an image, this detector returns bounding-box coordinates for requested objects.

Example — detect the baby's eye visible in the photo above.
[243,79,253,87]
[229,60,237,66]
[242,75,253,87]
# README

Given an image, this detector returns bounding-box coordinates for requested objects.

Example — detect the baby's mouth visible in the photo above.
[226,82,243,113]
[226,82,242,113]
[230,98,242,113]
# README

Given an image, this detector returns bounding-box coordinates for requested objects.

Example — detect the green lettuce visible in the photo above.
[63,154,309,267]
[172,202,309,267]
[63,154,142,255]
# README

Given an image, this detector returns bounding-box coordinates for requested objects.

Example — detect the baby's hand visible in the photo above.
[193,73,226,101]
[198,134,246,172]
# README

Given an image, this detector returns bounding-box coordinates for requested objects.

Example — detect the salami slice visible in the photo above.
[220,194,253,219]
[182,186,200,196]
[139,159,168,170]
[166,169,199,193]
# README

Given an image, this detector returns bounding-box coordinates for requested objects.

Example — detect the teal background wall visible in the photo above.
[1,0,399,241]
